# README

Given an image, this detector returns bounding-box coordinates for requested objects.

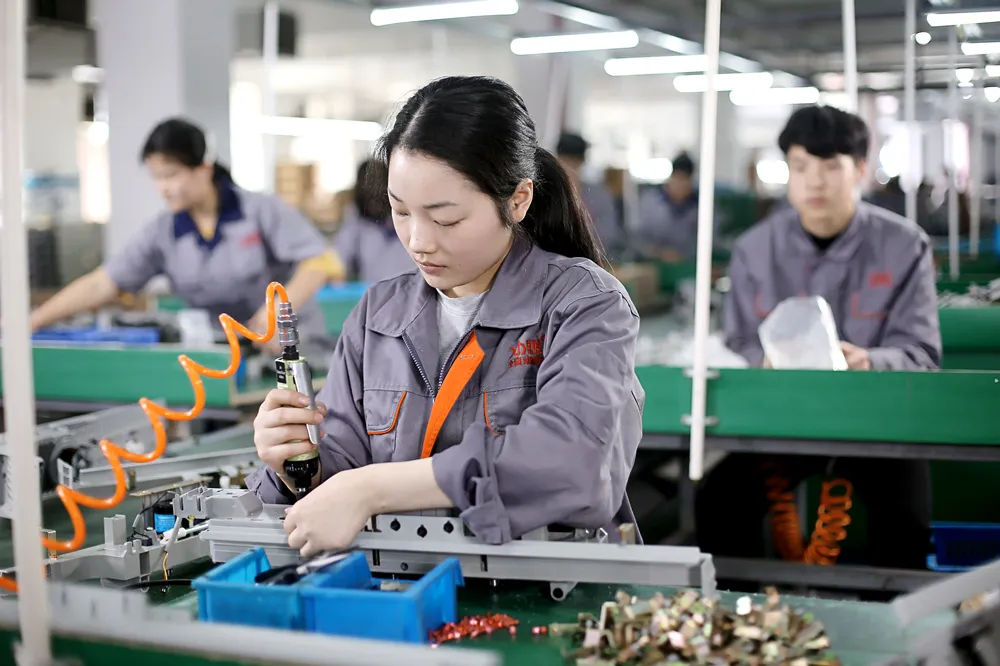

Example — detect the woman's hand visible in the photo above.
[253,389,327,476]
[284,468,373,557]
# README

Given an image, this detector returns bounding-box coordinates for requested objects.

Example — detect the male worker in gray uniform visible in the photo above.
[697,105,940,573]
[636,152,700,262]
[556,132,624,261]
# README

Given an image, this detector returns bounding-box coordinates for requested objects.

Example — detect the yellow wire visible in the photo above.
[163,551,169,581]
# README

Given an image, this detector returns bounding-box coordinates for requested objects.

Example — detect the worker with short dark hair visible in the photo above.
[698,105,938,572]
[555,132,623,261]
[636,152,701,262]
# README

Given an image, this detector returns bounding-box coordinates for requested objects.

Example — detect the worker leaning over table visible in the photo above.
[697,105,939,572]
[28,117,342,359]
[247,75,645,557]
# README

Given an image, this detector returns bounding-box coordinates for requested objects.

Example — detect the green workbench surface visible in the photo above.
[0,569,952,666]
[638,365,999,444]
[0,344,313,410]
[0,344,235,407]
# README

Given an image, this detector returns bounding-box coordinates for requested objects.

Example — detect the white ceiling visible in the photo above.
[230,0,695,117]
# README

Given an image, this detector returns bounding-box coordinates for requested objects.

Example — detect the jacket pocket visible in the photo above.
[364,389,407,463]
[483,386,536,435]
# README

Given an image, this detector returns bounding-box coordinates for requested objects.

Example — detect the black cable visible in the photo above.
[122,578,193,590]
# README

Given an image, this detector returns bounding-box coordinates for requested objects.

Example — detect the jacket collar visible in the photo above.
[367,233,547,338]
[172,179,244,251]
[786,201,866,262]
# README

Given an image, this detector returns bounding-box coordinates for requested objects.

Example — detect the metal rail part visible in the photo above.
[178,488,717,596]
[876,557,1000,665]
[0,582,499,666]
[0,514,210,588]
[0,403,158,517]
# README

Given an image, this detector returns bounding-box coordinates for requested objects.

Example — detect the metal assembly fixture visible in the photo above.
[177,488,717,596]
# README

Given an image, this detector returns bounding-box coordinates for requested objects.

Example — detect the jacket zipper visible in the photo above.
[402,332,435,397]
[438,329,474,390]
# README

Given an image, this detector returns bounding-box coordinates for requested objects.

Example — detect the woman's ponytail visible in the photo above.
[520,146,605,265]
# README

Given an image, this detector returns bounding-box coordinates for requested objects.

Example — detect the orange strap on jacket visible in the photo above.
[420,333,485,459]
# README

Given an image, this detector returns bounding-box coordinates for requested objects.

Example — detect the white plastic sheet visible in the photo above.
[758,296,847,370]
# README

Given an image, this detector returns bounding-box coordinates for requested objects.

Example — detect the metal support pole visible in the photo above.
[971,79,984,257]
[0,0,53,663]
[688,0,721,482]
[948,27,960,279]
[842,0,858,112]
[261,0,279,194]
[995,118,1000,251]
[904,0,917,224]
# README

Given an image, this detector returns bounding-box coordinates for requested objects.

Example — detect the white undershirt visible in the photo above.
[436,290,486,376]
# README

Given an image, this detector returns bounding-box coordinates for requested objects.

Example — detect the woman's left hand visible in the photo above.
[284,468,373,557]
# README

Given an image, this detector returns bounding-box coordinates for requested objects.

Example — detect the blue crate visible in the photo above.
[301,552,462,644]
[192,548,308,630]
[928,521,1000,572]
[316,282,370,302]
[33,327,160,345]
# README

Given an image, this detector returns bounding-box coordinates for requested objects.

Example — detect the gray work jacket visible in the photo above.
[724,201,941,370]
[248,234,645,544]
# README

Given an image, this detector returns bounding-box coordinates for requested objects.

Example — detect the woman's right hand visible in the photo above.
[253,389,328,475]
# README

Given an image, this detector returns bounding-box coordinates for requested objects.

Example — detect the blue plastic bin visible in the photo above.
[928,521,1000,572]
[301,552,463,643]
[316,282,370,302]
[33,327,160,345]
[192,548,308,630]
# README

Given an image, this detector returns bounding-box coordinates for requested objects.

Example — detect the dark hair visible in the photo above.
[672,152,695,176]
[374,76,603,264]
[556,132,589,159]
[141,117,233,183]
[354,159,390,222]
[778,105,869,161]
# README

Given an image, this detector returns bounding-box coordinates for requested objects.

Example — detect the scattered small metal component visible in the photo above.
[428,612,519,646]
[556,587,841,665]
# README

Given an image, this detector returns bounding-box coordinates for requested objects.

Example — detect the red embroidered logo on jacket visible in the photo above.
[241,231,262,248]
[868,271,893,289]
[509,335,545,368]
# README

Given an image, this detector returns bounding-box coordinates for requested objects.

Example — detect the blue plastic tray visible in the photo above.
[301,552,462,643]
[33,327,160,345]
[316,282,370,302]
[193,548,462,642]
[192,548,309,630]
[929,521,1000,572]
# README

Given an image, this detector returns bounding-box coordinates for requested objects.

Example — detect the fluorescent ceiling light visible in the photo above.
[914,32,932,45]
[258,116,382,142]
[961,41,1000,55]
[988,65,1000,77]
[604,55,706,76]
[986,86,1000,102]
[957,68,976,83]
[730,86,820,106]
[511,30,638,55]
[927,10,1000,27]
[72,65,103,84]
[673,71,774,93]
[370,0,518,26]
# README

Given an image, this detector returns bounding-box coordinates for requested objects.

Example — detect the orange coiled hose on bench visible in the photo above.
[763,462,854,566]
[0,282,289,593]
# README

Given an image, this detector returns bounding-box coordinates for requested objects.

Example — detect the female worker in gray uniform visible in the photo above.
[333,159,415,282]
[248,76,644,556]
[29,118,341,359]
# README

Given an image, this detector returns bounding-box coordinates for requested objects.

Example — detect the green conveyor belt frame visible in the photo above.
[637,366,999,444]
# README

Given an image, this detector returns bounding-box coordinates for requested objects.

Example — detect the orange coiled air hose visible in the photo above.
[0,282,289,593]
[763,463,854,566]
